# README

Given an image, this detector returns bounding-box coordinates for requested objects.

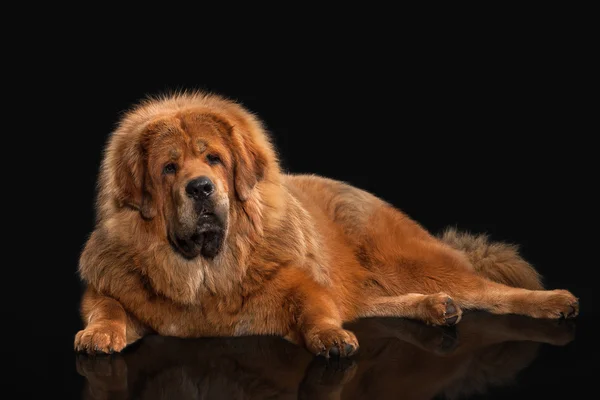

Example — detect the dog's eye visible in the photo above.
[163,163,177,175]
[206,154,221,165]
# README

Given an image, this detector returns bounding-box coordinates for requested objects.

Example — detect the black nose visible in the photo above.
[186,176,215,200]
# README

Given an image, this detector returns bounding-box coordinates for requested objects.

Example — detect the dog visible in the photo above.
[75,91,579,358]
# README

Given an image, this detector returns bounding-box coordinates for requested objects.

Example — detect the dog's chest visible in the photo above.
[203,296,258,336]
[163,295,254,337]
[155,305,247,337]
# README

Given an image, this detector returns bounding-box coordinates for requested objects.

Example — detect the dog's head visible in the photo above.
[99,93,278,260]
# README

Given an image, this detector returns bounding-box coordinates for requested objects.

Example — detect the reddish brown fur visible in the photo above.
[75,92,579,357]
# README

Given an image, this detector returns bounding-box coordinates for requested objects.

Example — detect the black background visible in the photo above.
[6,14,597,399]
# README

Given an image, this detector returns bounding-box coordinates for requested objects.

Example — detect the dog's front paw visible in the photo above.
[75,323,126,354]
[305,326,359,358]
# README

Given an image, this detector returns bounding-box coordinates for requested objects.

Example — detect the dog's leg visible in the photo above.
[357,293,463,326]
[452,277,579,319]
[295,291,360,358]
[74,285,145,354]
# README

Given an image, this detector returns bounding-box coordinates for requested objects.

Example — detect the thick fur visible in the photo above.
[75,92,578,358]
[439,228,543,291]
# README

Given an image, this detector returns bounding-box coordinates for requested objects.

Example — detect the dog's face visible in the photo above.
[105,95,274,262]
[121,111,247,260]
[145,113,234,259]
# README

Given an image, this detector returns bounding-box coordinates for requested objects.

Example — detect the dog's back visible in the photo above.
[286,174,543,292]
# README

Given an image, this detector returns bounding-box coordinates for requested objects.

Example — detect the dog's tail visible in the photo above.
[439,227,543,290]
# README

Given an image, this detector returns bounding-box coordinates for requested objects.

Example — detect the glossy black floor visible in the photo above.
[6,310,596,399]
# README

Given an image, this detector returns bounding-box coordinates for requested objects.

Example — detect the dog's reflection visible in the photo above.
[76,312,575,400]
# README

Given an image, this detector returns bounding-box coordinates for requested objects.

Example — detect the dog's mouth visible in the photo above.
[170,213,225,260]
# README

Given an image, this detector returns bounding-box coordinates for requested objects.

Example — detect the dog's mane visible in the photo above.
[81,91,330,303]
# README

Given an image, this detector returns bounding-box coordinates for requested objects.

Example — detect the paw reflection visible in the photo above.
[77,312,576,399]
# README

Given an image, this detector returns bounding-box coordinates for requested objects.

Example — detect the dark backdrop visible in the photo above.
[37,64,596,339]
[60,71,594,317]
[6,26,596,398]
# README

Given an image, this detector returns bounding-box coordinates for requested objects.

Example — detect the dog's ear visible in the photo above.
[231,127,268,202]
[113,138,157,219]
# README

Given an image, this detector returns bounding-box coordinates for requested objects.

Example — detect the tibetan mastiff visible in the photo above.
[75,92,578,357]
